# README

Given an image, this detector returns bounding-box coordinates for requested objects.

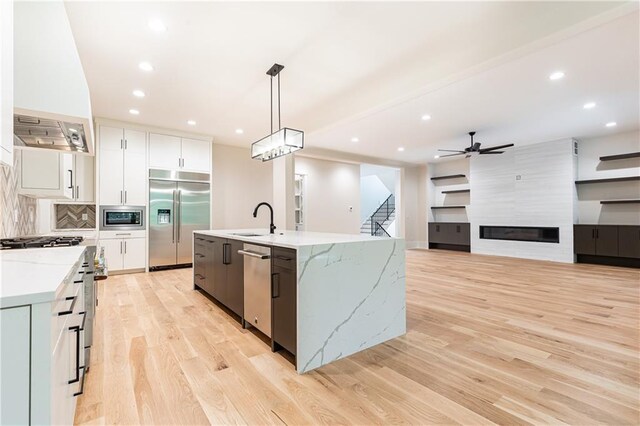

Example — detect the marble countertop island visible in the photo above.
[194,229,406,373]
[0,246,86,308]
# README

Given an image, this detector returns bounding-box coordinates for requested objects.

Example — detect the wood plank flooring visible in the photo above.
[75,249,640,425]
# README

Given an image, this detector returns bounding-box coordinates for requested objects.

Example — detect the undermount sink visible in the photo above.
[230,232,267,237]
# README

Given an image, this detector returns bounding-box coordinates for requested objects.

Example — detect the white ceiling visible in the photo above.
[65,1,638,164]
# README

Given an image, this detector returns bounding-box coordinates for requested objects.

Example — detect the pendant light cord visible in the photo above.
[278,73,281,131]
[268,66,283,134]
[270,75,273,134]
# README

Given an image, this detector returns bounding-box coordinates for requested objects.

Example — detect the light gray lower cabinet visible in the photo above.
[0,256,86,425]
[0,306,30,425]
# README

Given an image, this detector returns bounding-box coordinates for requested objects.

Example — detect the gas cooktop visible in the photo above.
[0,236,84,250]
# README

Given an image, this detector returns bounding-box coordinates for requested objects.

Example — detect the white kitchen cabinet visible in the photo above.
[99,125,146,206]
[17,149,74,199]
[149,133,211,173]
[73,154,95,203]
[181,138,211,173]
[0,0,13,167]
[0,306,30,425]
[149,133,181,170]
[100,231,146,272]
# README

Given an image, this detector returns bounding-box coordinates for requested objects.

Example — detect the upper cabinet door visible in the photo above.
[181,138,211,173]
[0,0,13,167]
[99,126,124,205]
[74,154,95,203]
[149,133,181,171]
[18,149,72,199]
[123,129,147,205]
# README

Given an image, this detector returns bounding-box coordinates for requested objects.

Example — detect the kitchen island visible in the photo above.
[193,229,406,373]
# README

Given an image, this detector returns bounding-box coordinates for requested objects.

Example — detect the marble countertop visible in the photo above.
[0,246,86,308]
[194,229,389,249]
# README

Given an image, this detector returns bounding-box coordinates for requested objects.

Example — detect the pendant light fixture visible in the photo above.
[251,63,304,161]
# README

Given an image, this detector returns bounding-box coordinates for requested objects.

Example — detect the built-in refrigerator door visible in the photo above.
[149,180,178,268]
[176,181,210,265]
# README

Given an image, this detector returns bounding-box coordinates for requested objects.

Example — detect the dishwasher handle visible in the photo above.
[237,249,270,260]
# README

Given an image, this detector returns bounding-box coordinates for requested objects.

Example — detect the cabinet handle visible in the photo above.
[223,243,230,265]
[457,225,461,233]
[124,241,127,254]
[436,225,440,232]
[68,325,81,384]
[120,241,123,254]
[116,233,131,236]
[76,185,80,201]
[73,367,86,397]
[120,139,123,149]
[125,139,128,150]
[58,296,77,316]
[124,190,127,204]
[120,190,123,204]
[596,229,599,239]
[272,273,280,298]
[68,170,73,189]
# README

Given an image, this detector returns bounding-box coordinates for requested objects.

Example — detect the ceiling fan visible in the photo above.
[437,132,514,158]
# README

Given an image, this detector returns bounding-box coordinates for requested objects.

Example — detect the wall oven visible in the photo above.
[99,206,146,231]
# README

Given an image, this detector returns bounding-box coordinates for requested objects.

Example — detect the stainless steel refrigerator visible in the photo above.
[149,169,210,269]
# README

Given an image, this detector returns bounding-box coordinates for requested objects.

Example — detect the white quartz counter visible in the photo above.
[194,229,387,249]
[0,246,86,308]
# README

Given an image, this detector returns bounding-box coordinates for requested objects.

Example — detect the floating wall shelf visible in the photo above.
[600,199,640,205]
[599,152,640,161]
[575,176,640,185]
[431,206,467,210]
[441,189,470,194]
[431,174,466,181]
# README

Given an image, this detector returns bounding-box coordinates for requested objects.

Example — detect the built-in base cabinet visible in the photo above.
[100,231,146,272]
[0,253,87,424]
[193,235,243,318]
[193,236,297,364]
[428,222,470,252]
[271,247,297,357]
[574,225,640,267]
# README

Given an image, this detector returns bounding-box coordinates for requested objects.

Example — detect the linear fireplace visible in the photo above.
[479,226,560,243]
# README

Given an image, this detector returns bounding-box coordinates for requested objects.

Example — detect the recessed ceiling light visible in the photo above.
[129,109,140,115]
[421,114,431,121]
[132,89,145,98]
[187,120,196,126]
[235,128,244,134]
[397,147,405,152]
[148,19,167,33]
[434,155,440,159]
[583,102,596,109]
[68,128,77,133]
[138,61,154,72]
[605,121,617,128]
[351,137,359,142]
[549,71,565,81]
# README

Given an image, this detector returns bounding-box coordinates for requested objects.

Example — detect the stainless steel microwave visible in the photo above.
[99,206,146,231]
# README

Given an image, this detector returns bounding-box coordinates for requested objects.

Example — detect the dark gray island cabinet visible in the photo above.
[192,230,406,374]
[193,233,298,360]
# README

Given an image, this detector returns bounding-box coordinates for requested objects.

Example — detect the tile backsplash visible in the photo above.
[0,154,38,238]
[55,204,96,229]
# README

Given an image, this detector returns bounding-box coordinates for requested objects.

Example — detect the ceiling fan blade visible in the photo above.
[479,143,514,153]
[479,151,504,154]
[438,149,466,153]
[439,152,466,158]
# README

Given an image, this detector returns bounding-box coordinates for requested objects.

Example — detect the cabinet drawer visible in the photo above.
[272,248,296,270]
[99,230,146,240]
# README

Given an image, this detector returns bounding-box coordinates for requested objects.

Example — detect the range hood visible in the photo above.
[13,110,93,154]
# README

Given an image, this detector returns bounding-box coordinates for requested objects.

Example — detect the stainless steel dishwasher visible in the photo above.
[238,244,272,337]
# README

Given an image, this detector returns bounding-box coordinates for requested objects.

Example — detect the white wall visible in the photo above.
[576,130,640,225]
[212,144,273,229]
[470,139,576,263]
[294,157,360,234]
[360,175,391,223]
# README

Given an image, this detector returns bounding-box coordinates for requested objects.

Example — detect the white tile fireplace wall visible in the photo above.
[470,139,577,263]
[0,154,38,238]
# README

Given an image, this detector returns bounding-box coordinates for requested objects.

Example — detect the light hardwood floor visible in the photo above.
[75,249,640,425]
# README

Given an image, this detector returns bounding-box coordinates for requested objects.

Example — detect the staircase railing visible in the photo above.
[370,194,395,236]
[373,221,391,237]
